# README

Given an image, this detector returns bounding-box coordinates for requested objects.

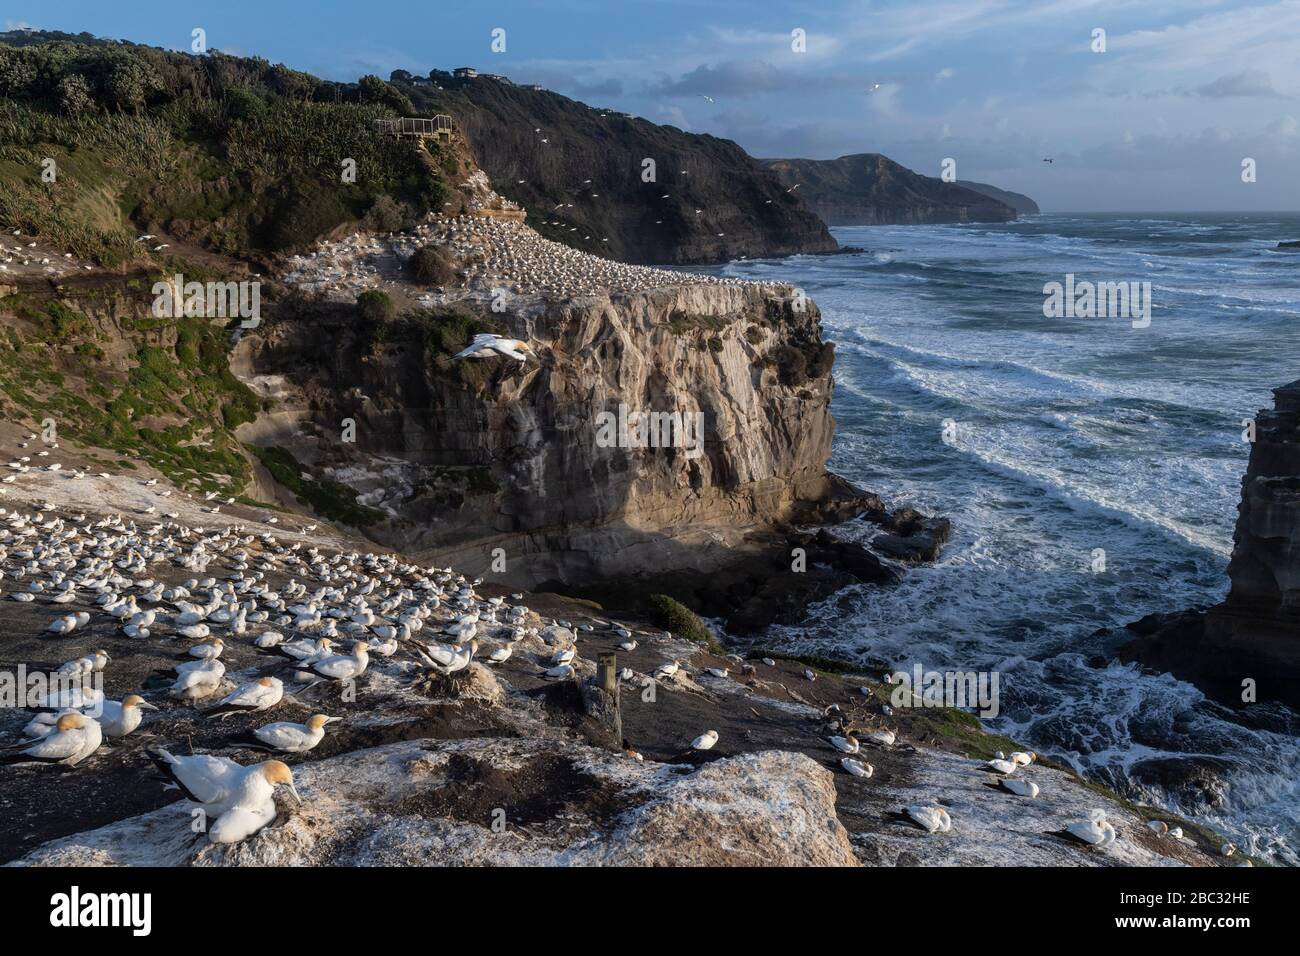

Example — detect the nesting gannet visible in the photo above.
[830,734,860,754]
[187,637,224,659]
[250,714,339,753]
[1010,751,1037,766]
[169,658,226,701]
[309,641,370,681]
[983,757,1018,775]
[453,334,535,363]
[864,729,897,747]
[1058,810,1117,847]
[841,758,873,778]
[995,778,1039,798]
[149,750,300,844]
[654,660,681,680]
[2,713,102,766]
[486,643,513,664]
[901,805,953,834]
[421,638,476,676]
[207,676,284,719]
[99,694,158,737]
[1147,820,1169,836]
[690,729,719,751]
[543,662,574,680]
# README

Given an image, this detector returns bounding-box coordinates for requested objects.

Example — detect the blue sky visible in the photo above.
[8,0,1300,211]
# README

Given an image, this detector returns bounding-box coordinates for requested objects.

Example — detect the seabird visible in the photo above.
[1057,810,1117,847]
[2,713,102,766]
[901,805,953,833]
[690,729,719,751]
[250,714,339,753]
[206,676,284,719]
[841,758,873,778]
[149,749,300,844]
[453,334,536,363]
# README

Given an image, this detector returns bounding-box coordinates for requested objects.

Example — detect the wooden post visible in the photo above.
[597,652,617,696]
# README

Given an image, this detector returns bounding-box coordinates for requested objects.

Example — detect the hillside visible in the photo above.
[761,154,1020,226]
[0,31,447,266]
[959,180,1040,216]
[395,71,838,264]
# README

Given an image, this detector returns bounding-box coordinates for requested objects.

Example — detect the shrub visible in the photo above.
[407,244,456,286]
[646,594,719,651]
[356,289,394,325]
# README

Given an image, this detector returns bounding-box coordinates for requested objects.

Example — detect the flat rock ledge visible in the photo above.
[10,739,857,867]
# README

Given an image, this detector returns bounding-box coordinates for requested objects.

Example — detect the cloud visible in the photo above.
[934,67,955,83]
[1195,70,1281,98]
[4,19,36,30]
[651,60,803,98]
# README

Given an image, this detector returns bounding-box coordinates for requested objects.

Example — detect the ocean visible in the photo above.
[710,213,1300,864]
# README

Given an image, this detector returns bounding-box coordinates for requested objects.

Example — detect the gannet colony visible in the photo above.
[0,446,1245,865]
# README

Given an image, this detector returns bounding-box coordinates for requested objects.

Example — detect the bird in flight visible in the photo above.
[700,94,714,103]
[1043,157,1054,164]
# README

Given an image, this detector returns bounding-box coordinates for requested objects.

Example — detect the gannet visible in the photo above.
[996,778,1039,798]
[841,758,873,778]
[1010,751,1037,766]
[865,729,897,747]
[487,643,513,664]
[1059,810,1117,847]
[207,676,284,719]
[310,641,370,681]
[187,637,224,659]
[983,757,1018,775]
[453,334,535,363]
[422,639,476,676]
[690,729,719,751]
[99,694,158,737]
[654,660,680,680]
[902,805,953,833]
[543,662,574,680]
[830,735,860,754]
[169,658,226,700]
[2,713,102,766]
[149,750,300,844]
[250,714,339,753]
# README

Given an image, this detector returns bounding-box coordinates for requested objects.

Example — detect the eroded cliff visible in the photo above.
[1123,380,1300,708]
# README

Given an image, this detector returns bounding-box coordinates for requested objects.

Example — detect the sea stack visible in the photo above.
[1123,380,1300,707]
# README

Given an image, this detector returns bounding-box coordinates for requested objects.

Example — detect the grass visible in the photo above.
[0,291,258,494]
[246,443,385,528]
[646,593,721,653]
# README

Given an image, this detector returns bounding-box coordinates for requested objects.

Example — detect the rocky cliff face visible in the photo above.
[761,154,1018,226]
[237,281,841,586]
[1122,380,1300,708]
[395,75,839,264]
[957,180,1040,216]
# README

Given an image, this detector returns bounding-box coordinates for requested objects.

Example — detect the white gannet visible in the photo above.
[486,642,512,664]
[250,714,339,753]
[2,713,102,766]
[996,777,1040,798]
[453,334,535,363]
[310,641,370,681]
[841,758,873,778]
[206,676,284,719]
[864,729,896,747]
[690,729,719,751]
[983,757,1018,775]
[169,658,226,701]
[1059,810,1117,847]
[99,694,159,737]
[830,734,860,754]
[654,659,680,680]
[1010,751,1037,766]
[149,749,300,844]
[902,805,953,834]
[187,636,224,659]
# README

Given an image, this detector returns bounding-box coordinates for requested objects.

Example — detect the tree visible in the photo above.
[0,48,37,96]
[56,73,93,114]
[407,244,455,286]
[357,73,413,114]
[105,54,161,113]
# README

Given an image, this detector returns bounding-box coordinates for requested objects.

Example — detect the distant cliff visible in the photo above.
[392,73,838,265]
[1122,380,1300,708]
[958,180,1040,216]
[760,154,1020,226]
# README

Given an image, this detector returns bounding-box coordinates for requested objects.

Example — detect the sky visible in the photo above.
[7,0,1300,211]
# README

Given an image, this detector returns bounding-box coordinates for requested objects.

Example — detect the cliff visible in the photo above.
[958,180,1040,216]
[1122,380,1300,708]
[760,154,1019,226]
[394,73,839,264]
[236,280,840,585]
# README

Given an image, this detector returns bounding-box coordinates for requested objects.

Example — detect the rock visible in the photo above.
[1276,240,1300,250]
[1122,380,1300,708]
[761,154,1020,226]
[12,739,858,867]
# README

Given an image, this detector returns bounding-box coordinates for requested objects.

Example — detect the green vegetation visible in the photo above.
[356,289,395,325]
[0,33,447,262]
[0,294,258,493]
[246,444,385,527]
[407,243,456,285]
[646,593,720,652]
[767,341,834,387]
